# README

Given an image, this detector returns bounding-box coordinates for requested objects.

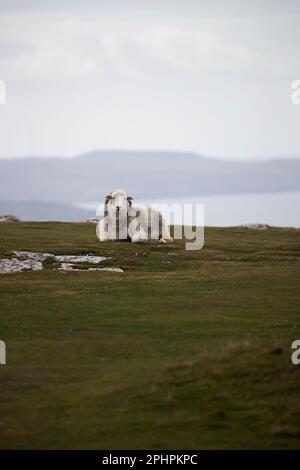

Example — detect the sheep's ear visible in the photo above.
[127,196,133,206]
[105,194,112,203]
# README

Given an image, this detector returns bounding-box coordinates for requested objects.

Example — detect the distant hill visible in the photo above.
[0,201,94,221]
[0,150,299,219]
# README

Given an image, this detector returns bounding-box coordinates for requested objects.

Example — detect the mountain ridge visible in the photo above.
[0,150,299,207]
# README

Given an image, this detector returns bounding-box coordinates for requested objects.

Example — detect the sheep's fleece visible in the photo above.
[96,189,172,243]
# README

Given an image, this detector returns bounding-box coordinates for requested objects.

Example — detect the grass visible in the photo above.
[0,222,300,449]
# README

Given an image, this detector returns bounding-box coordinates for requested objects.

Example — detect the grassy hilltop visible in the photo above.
[0,222,300,449]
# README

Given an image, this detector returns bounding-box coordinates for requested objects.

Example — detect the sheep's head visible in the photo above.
[104,189,133,216]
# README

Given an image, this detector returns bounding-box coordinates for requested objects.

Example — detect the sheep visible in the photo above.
[96,189,172,243]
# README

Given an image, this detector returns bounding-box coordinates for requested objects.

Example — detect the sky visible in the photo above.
[0,0,299,160]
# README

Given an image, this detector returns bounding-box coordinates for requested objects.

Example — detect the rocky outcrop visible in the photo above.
[0,214,20,222]
[0,258,42,273]
[0,251,123,274]
[237,224,270,230]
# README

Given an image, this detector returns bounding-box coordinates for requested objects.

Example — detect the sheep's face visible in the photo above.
[104,189,133,216]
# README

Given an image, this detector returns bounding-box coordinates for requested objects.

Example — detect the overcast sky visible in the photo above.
[0,0,299,160]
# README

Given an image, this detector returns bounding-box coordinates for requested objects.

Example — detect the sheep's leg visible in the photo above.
[159,218,173,243]
[96,218,109,241]
[128,207,148,243]
[131,229,148,243]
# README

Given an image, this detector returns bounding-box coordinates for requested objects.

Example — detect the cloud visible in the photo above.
[0,5,299,160]
[0,13,286,81]
[140,25,265,74]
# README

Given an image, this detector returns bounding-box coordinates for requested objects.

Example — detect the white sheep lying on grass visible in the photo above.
[96,189,172,243]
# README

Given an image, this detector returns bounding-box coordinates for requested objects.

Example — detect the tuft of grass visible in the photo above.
[42,256,60,271]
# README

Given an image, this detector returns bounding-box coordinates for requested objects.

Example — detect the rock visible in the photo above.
[58,263,123,272]
[55,254,108,264]
[75,218,99,223]
[14,251,53,261]
[238,224,270,230]
[0,251,122,274]
[0,258,42,273]
[0,214,20,223]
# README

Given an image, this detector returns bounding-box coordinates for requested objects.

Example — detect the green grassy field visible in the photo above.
[0,222,300,449]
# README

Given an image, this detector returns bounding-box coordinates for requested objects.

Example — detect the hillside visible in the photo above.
[0,200,94,221]
[0,222,299,449]
[0,151,299,205]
